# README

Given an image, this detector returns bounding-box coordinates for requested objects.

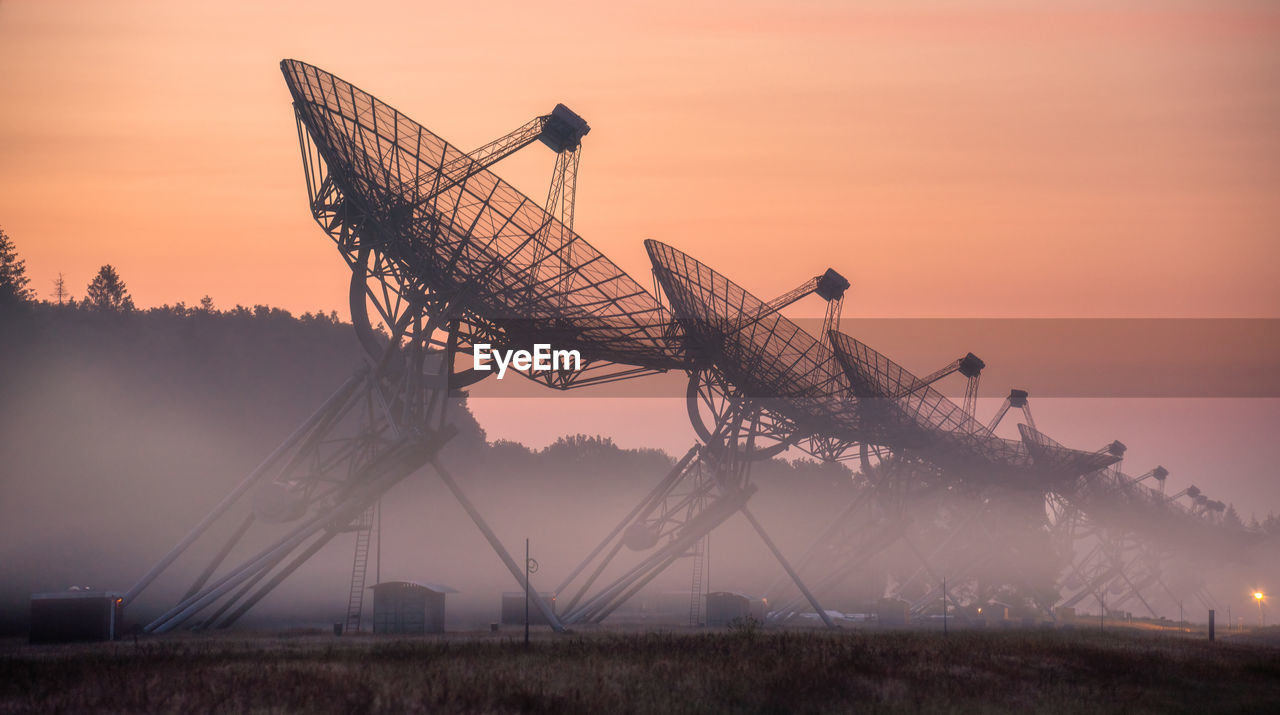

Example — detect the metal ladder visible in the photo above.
[343,505,376,633]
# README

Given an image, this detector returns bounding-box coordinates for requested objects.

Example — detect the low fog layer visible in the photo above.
[1,304,1276,634]
[0,304,857,632]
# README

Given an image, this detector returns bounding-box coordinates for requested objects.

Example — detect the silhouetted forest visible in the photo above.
[0,296,857,634]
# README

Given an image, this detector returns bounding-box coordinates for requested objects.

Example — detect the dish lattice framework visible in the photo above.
[1019,424,1257,556]
[827,330,1118,485]
[646,239,859,442]
[282,59,686,383]
[287,59,1257,567]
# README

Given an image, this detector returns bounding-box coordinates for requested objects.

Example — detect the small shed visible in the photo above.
[877,598,910,626]
[30,589,124,643]
[705,592,753,626]
[501,592,556,625]
[369,581,456,634]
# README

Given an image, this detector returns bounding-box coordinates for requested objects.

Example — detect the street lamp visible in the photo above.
[1254,591,1265,627]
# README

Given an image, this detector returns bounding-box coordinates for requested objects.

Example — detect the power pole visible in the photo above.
[525,538,530,646]
[942,577,948,636]
[375,499,381,586]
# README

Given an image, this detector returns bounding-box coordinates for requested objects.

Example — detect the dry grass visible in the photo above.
[2,627,1278,713]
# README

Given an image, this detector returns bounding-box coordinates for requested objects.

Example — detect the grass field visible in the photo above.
[3,626,1278,713]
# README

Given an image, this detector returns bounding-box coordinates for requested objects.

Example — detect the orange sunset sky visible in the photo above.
[3,2,1280,509]
[2,0,1277,318]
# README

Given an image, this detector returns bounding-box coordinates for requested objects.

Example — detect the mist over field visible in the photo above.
[0,303,869,633]
[1,302,1276,636]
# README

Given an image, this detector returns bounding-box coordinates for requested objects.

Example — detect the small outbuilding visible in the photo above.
[705,591,753,627]
[369,581,456,634]
[30,589,124,643]
[877,598,910,626]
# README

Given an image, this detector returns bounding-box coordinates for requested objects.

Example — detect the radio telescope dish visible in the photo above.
[282,60,685,384]
[827,329,1029,474]
[1016,423,1125,485]
[645,240,858,442]
[1023,423,1226,558]
[827,329,1118,485]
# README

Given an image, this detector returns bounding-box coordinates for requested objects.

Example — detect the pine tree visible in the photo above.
[53,273,68,304]
[1263,512,1279,536]
[0,227,34,306]
[85,264,135,312]
[1223,503,1244,529]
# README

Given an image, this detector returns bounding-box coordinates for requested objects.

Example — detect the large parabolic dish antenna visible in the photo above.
[281,60,685,383]
[557,240,855,629]
[645,240,858,441]
[1015,423,1126,486]
[826,329,1118,485]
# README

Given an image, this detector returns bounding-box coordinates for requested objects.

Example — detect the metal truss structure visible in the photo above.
[769,326,1265,622]
[1023,426,1250,617]
[124,60,699,632]
[760,331,1108,619]
[557,243,855,628]
[122,60,1269,633]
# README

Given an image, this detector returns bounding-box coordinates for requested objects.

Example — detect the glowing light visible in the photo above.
[1255,591,1265,601]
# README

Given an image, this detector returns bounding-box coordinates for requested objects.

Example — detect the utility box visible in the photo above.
[705,592,753,626]
[370,581,455,634]
[877,598,910,626]
[501,592,556,625]
[30,590,124,643]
